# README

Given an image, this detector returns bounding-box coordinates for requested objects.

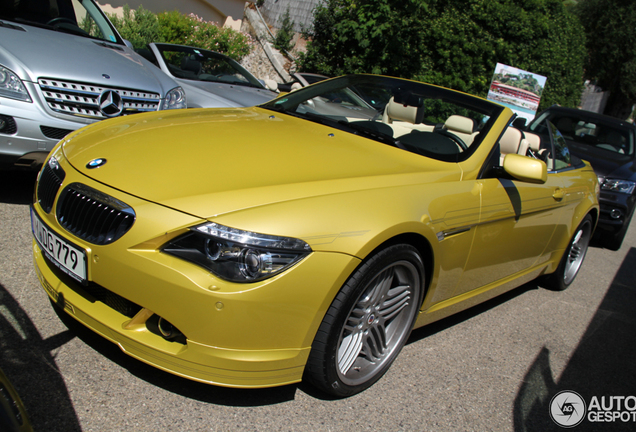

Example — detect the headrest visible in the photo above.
[500,127,523,154]
[556,117,575,134]
[600,129,624,145]
[181,56,202,74]
[445,115,474,134]
[523,132,541,151]
[382,97,424,124]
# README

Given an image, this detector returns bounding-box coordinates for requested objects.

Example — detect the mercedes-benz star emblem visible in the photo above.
[98,90,123,117]
[86,158,107,169]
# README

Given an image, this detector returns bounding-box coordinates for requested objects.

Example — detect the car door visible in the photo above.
[453,124,567,297]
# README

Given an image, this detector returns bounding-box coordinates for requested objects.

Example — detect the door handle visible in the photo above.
[553,188,566,201]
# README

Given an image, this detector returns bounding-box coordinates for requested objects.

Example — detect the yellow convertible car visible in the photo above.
[31,75,599,397]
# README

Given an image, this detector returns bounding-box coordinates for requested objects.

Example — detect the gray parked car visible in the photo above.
[0,0,186,169]
[138,43,278,108]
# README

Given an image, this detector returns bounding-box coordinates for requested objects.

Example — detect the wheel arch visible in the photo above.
[355,231,434,308]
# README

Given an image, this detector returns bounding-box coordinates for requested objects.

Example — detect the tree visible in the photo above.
[106,7,251,60]
[576,0,636,119]
[107,5,161,49]
[299,0,428,77]
[300,0,586,109]
[273,7,296,54]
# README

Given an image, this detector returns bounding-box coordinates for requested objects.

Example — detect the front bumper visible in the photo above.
[597,191,636,233]
[0,83,94,168]
[31,165,359,387]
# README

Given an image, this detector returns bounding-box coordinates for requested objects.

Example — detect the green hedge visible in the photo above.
[106,5,251,60]
[300,0,586,109]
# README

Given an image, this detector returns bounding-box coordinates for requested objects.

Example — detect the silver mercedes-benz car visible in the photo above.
[138,43,278,108]
[0,0,186,169]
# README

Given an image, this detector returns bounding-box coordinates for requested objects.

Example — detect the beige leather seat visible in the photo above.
[445,115,477,146]
[382,97,431,137]
[523,132,541,154]
[499,127,523,164]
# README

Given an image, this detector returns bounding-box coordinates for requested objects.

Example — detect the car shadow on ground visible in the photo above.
[50,301,300,407]
[50,273,551,404]
[407,280,540,346]
[0,283,82,431]
[513,247,636,432]
[0,169,37,205]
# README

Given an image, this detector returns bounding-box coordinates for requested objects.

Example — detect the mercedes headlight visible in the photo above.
[600,178,636,194]
[0,65,31,102]
[163,222,312,282]
[162,87,186,110]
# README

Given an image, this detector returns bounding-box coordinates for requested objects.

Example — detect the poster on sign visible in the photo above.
[487,63,547,124]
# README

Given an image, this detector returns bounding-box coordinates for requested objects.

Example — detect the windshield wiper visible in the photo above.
[0,20,26,31]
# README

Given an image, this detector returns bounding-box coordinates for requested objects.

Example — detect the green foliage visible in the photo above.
[300,0,586,109]
[79,13,103,38]
[576,0,636,118]
[108,5,161,50]
[299,0,428,77]
[156,12,251,60]
[106,5,251,60]
[273,7,295,53]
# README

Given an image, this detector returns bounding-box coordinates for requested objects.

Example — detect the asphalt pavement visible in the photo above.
[1,169,635,432]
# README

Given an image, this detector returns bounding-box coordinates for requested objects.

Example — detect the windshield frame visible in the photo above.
[261,74,505,163]
[152,43,265,89]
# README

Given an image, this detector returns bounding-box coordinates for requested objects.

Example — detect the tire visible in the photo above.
[545,214,593,291]
[304,244,424,397]
[604,208,633,251]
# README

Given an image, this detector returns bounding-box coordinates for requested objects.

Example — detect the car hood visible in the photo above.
[177,79,278,108]
[0,23,176,93]
[62,107,456,219]
[568,142,636,181]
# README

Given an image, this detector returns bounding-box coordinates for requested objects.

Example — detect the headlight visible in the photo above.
[0,65,31,102]
[600,178,636,194]
[161,87,186,110]
[162,222,312,282]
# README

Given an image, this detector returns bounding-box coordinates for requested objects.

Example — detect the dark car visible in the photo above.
[527,106,635,250]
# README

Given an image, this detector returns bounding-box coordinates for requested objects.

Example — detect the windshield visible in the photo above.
[530,111,635,160]
[0,0,122,44]
[153,44,264,89]
[261,74,504,162]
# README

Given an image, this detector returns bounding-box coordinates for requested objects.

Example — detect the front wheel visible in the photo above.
[304,244,424,397]
[545,214,593,291]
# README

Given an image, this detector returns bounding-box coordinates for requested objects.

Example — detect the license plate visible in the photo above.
[31,207,87,284]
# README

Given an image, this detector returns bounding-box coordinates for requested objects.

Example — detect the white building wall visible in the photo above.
[97,0,250,29]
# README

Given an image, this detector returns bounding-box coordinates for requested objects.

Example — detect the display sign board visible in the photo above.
[488,63,547,123]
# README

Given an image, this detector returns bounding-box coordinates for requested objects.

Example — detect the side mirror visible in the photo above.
[503,153,547,184]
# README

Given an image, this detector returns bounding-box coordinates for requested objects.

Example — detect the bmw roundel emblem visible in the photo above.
[86,158,107,169]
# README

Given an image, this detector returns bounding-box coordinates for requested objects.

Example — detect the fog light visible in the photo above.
[0,115,16,134]
[158,317,182,340]
[610,209,622,219]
